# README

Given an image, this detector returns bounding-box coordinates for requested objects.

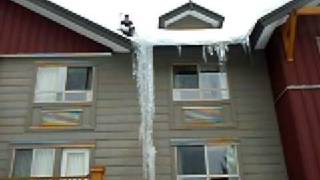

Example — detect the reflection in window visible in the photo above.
[176,144,239,180]
[13,149,55,177]
[173,64,229,101]
[183,107,224,124]
[41,109,82,126]
[34,66,93,102]
[12,148,90,178]
[173,65,199,89]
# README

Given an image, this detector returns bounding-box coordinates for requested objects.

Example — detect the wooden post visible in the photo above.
[90,166,105,180]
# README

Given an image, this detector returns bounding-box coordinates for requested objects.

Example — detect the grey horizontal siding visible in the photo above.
[0,48,287,180]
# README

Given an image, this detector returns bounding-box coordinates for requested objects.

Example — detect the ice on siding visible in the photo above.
[132,33,252,180]
[132,37,156,180]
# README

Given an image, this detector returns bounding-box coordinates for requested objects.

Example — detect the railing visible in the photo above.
[1,166,105,180]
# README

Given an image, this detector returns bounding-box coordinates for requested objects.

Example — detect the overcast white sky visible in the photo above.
[49,0,291,44]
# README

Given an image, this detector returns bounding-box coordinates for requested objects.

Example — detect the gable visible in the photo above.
[166,14,218,29]
[159,2,224,29]
[0,0,130,54]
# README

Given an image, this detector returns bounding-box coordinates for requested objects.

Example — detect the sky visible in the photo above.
[49,0,292,45]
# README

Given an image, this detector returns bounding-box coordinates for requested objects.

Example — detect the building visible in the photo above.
[0,0,317,180]
[265,2,320,180]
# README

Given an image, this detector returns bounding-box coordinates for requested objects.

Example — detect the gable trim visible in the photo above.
[164,10,220,28]
[250,0,314,49]
[11,0,131,53]
[159,2,225,29]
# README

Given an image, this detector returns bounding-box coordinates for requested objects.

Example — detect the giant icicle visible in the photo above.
[133,38,157,180]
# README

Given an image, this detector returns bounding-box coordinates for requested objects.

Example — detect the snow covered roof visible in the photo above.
[45,0,294,46]
[12,0,319,50]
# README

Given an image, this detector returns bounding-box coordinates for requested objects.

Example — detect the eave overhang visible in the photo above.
[250,0,314,50]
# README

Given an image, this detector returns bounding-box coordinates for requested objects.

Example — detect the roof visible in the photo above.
[10,0,131,53]
[158,1,225,29]
[250,0,317,49]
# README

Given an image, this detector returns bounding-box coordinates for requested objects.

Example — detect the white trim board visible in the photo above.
[164,10,220,28]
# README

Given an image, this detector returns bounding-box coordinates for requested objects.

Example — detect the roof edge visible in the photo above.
[250,0,314,49]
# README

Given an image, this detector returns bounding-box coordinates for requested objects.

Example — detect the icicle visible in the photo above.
[241,35,251,55]
[177,45,182,57]
[214,42,229,66]
[207,45,214,56]
[132,52,137,78]
[202,45,207,63]
[132,38,157,180]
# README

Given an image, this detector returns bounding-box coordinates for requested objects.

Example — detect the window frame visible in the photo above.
[174,143,240,180]
[60,148,90,177]
[9,143,93,178]
[33,64,95,104]
[10,148,56,178]
[171,63,230,101]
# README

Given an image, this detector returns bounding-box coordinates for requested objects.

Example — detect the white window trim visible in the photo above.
[60,149,90,177]
[34,66,94,103]
[175,144,240,180]
[164,10,220,28]
[172,64,229,101]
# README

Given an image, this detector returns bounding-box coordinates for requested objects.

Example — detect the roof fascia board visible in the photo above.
[250,0,314,49]
[11,0,131,53]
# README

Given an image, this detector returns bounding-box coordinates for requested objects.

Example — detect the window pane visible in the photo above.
[35,67,66,102]
[41,109,82,126]
[177,146,206,175]
[30,149,55,177]
[66,67,92,90]
[173,65,198,89]
[199,72,227,89]
[208,145,238,175]
[61,149,90,177]
[13,149,32,177]
[183,107,224,124]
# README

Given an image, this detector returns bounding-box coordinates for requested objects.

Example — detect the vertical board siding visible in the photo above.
[0,0,110,54]
[266,15,320,180]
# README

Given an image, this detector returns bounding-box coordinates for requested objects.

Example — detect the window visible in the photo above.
[12,149,55,177]
[183,107,224,124]
[61,149,90,177]
[12,148,90,177]
[41,109,82,126]
[34,66,93,103]
[173,64,229,101]
[176,144,239,180]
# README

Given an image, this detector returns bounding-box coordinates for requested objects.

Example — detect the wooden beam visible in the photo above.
[90,166,105,180]
[297,7,320,15]
[282,11,298,62]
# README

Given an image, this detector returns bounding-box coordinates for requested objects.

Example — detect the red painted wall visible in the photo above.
[266,15,320,180]
[0,0,110,54]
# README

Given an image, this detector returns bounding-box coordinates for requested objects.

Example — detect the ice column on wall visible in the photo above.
[132,38,157,180]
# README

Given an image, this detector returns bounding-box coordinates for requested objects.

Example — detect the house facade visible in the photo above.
[1,0,317,180]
